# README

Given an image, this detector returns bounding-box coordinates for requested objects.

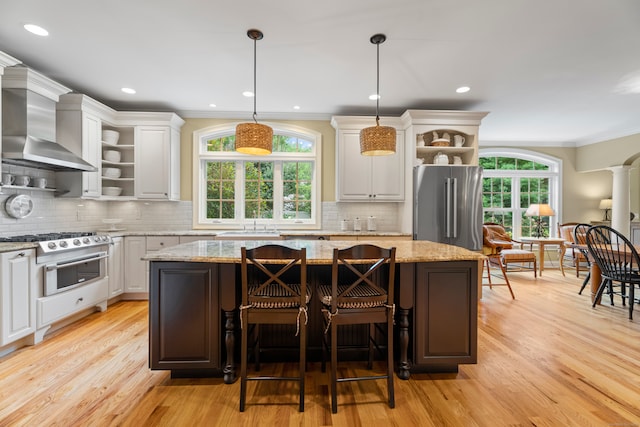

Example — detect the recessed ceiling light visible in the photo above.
[369,93,380,100]
[242,91,254,97]
[121,87,136,94]
[293,105,301,110]
[24,24,49,36]
[209,103,217,108]
[456,86,470,93]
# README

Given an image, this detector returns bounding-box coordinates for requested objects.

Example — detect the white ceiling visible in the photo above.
[1,0,640,146]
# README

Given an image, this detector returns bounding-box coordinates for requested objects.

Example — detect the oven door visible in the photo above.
[44,251,108,296]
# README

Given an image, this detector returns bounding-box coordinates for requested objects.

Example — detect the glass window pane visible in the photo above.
[479,157,496,169]
[207,182,220,199]
[207,201,220,219]
[221,202,234,219]
[205,160,235,220]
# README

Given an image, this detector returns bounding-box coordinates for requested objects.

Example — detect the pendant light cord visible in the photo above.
[375,39,380,126]
[253,36,258,123]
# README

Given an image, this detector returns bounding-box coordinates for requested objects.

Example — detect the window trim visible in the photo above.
[192,122,322,230]
[479,148,563,238]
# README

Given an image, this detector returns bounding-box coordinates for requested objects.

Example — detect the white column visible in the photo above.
[609,165,632,237]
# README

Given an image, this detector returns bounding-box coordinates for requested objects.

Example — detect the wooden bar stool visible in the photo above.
[239,244,309,412]
[317,244,396,413]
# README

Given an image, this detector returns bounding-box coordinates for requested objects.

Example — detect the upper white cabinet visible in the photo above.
[401,110,489,167]
[332,116,405,201]
[0,249,36,346]
[56,94,184,200]
[135,125,181,200]
[56,94,103,198]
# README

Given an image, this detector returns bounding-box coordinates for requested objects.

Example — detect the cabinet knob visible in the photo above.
[18,252,26,257]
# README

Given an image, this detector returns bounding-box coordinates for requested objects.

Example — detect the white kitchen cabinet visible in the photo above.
[124,236,147,295]
[401,110,489,167]
[0,249,36,346]
[135,126,181,200]
[123,236,180,298]
[333,117,405,201]
[108,237,124,299]
[56,94,103,198]
[56,93,184,201]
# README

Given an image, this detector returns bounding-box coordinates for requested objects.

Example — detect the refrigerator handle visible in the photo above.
[451,177,458,238]
[445,177,452,237]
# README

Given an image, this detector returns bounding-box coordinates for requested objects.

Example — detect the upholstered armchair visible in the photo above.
[482,223,537,298]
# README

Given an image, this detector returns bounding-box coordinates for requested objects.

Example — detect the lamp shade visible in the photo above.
[360,33,395,156]
[525,203,555,217]
[599,198,613,210]
[235,122,273,155]
[235,29,273,155]
[360,123,396,156]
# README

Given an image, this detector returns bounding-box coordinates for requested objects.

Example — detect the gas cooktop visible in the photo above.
[0,232,96,243]
[0,231,111,254]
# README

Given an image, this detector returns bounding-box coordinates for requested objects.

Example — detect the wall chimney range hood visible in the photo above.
[1,67,97,172]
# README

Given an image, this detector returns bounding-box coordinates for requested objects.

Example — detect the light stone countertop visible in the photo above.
[103,230,411,238]
[0,242,39,253]
[142,239,484,264]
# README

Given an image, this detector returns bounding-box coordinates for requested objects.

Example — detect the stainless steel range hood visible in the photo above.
[2,87,97,172]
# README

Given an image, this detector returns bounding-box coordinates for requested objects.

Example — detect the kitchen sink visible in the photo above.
[214,230,283,240]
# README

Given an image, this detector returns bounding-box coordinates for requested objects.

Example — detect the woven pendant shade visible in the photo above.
[236,122,273,155]
[361,33,395,156]
[360,120,396,156]
[236,29,273,155]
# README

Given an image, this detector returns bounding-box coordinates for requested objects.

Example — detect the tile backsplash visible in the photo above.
[0,166,403,236]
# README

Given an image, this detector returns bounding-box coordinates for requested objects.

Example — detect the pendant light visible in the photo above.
[236,29,273,155]
[360,33,396,156]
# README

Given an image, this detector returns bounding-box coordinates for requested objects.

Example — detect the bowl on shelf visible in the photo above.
[103,150,121,163]
[102,186,122,197]
[102,130,120,145]
[103,167,121,179]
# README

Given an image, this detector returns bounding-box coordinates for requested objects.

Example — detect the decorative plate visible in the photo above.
[5,194,34,219]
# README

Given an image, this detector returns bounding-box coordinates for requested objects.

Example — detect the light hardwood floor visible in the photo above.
[1,268,640,426]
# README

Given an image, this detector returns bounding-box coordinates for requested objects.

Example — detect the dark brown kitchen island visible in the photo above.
[144,239,484,383]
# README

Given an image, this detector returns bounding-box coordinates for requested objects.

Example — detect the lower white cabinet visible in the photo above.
[124,236,147,294]
[108,237,124,298]
[123,236,181,297]
[0,249,36,346]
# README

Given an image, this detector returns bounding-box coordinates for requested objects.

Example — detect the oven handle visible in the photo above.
[45,252,109,271]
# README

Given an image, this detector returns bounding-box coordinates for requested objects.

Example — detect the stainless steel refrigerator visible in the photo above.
[413,165,483,250]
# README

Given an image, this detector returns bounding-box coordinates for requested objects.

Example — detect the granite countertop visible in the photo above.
[0,242,39,253]
[142,239,484,264]
[103,230,411,238]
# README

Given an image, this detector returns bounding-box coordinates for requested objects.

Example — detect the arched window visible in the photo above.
[193,123,322,229]
[479,148,562,238]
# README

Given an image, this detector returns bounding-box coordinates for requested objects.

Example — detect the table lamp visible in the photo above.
[599,198,612,221]
[525,203,555,237]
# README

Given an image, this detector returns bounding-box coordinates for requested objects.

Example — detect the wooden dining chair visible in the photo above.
[558,222,589,277]
[573,223,593,294]
[239,244,309,412]
[317,244,396,413]
[585,225,640,319]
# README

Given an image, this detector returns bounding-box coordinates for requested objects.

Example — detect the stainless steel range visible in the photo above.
[0,232,111,296]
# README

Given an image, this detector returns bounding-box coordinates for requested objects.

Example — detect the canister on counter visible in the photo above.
[367,216,377,231]
[353,217,361,231]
